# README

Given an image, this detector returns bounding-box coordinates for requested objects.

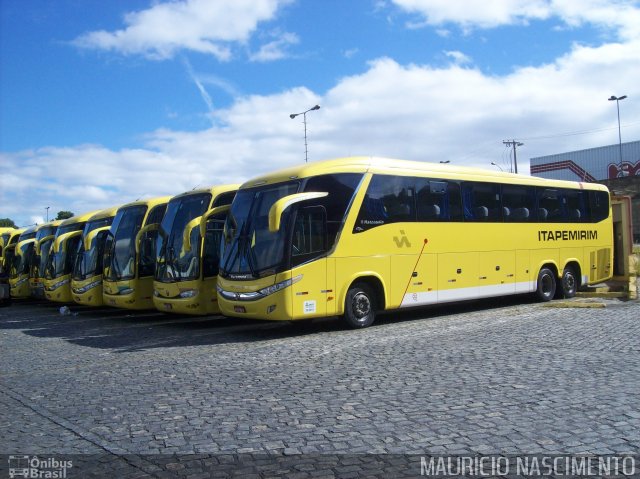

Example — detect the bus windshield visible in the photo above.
[73,217,114,280]
[155,193,212,282]
[104,205,147,281]
[219,181,299,279]
[33,238,54,280]
[10,242,34,278]
[45,236,82,280]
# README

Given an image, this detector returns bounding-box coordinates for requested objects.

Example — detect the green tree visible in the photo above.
[56,211,74,220]
[0,218,17,228]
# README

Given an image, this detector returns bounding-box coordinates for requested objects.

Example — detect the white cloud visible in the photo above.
[249,32,299,62]
[72,0,293,60]
[444,50,472,65]
[391,0,640,37]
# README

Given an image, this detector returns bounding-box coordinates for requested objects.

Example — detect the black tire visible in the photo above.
[560,266,578,298]
[343,283,376,328]
[536,267,556,302]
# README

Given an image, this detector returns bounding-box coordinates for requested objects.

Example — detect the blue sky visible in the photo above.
[1,0,639,227]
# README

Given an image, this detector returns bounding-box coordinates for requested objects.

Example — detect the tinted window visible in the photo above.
[537,188,563,222]
[303,173,361,248]
[589,191,610,223]
[416,179,463,221]
[502,185,536,222]
[564,189,589,223]
[462,182,502,221]
[146,204,167,225]
[213,191,236,208]
[355,175,415,232]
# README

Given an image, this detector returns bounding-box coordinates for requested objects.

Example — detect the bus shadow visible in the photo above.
[0,295,538,353]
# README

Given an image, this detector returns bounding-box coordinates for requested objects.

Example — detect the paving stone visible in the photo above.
[1,297,639,477]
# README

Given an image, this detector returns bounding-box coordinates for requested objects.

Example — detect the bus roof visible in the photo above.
[116,195,172,212]
[240,156,609,192]
[168,184,240,203]
[88,205,121,222]
[58,210,102,227]
[35,220,62,233]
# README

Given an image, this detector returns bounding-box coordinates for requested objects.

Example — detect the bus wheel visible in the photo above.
[343,283,376,328]
[536,267,556,302]
[561,266,578,298]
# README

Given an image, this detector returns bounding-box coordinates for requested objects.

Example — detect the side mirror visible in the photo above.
[135,223,159,255]
[268,192,328,232]
[35,234,55,255]
[53,230,82,253]
[83,226,111,252]
[183,215,203,253]
[199,205,231,238]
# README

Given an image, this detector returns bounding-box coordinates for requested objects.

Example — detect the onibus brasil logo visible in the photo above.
[8,456,72,478]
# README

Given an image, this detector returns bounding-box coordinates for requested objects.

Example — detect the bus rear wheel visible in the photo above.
[343,283,376,328]
[561,266,578,298]
[536,267,556,302]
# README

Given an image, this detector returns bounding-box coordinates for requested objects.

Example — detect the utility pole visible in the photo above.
[503,140,523,173]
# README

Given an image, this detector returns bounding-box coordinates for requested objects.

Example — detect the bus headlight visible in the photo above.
[258,275,303,298]
[15,277,29,287]
[217,275,302,301]
[119,288,134,295]
[179,289,198,299]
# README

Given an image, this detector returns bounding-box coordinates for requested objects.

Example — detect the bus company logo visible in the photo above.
[393,230,412,248]
[538,230,597,242]
[8,455,72,478]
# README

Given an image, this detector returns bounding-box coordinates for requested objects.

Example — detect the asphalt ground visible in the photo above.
[1,293,639,478]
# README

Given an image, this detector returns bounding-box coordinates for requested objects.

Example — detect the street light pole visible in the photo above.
[45,206,50,222]
[608,95,627,174]
[491,162,504,172]
[290,105,320,163]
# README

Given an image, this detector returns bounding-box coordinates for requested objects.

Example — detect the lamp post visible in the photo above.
[45,206,50,222]
[608,95,627,174]
[491,162,504,172]
[289,104,320,163]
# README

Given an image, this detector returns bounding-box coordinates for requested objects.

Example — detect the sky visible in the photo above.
[1,0,639,228]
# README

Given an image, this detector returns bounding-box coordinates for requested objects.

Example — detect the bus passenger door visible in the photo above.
[290,206,328,318]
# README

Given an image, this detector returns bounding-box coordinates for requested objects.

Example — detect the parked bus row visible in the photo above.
[1,157,614,327]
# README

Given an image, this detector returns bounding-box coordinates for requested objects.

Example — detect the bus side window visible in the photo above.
[462,182,502,222]
[354,175,416,232]
[502,185,536,222]
[538,188,563,222]
[564,189,588,223]
[416,179,463,221]
[589,191,609,223]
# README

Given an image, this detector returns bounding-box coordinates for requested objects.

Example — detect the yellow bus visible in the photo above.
[0,227,17,258]
[30,221,62,298]
[1,228,23,304]
[71,206,119,306]
[216,157,613,328]
[153,185,239,315]
[44,211,100,303]
[9,225,39,298]
[103,196,170,309]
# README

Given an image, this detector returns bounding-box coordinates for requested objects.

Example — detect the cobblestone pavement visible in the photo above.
[1,295,639,478]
